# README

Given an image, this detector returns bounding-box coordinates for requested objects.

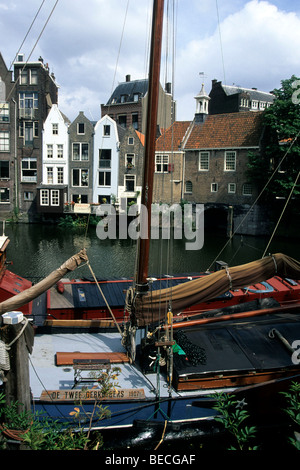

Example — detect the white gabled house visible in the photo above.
[37,104,70,214]
[93,115,120,205]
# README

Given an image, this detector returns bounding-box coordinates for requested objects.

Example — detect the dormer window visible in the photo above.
[120,95,126,103]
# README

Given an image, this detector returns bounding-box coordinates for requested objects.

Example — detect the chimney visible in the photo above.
[126,75,131,82]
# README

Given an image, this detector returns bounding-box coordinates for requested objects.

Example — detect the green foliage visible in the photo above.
[213,393,258,450]
[0,367,121,450]
[280,381,300,450]
[247,75,300,204]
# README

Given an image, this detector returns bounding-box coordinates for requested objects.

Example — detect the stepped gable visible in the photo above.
[156,121,191,151]
[185,111,264,149]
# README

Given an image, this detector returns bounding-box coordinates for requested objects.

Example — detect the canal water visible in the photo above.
[4,222,300,282]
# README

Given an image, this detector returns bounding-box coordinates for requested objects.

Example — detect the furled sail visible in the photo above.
[132,253,300,326]
[0,249,88,315]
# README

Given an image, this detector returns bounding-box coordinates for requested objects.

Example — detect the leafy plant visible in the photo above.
[280,381,300,450]
[213,393,258,450]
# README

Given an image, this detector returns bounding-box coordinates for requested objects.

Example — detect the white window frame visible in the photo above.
[211,183,218,193]
[72,142,89,161]
[40,189,49,206]
[199,151,209,171]
[72,168,89,187]
[47,167,54,184]
[224,151,236,171]
[155,155,169,173]
[228,183,236,194]
[124,174,135,192]
[51,189,59,206]
[0,131,10,152]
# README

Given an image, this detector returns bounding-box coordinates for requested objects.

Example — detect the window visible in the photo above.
[132,113,138,129]
[228,183,236,193]
[98,195,111,204]
[47,144,53,158]
[21,158,37,182]
[72,143,89,161]
[243,183,253,196]
[126,154,135,167]
[19,92,38,118]
[52,123,58,135]
[228,183,236,194]
[0,188,9,203]
[47,167,53,184]
[155,155,169,173]
[185,181,193,193]
[199,152,209,171]
[19,121,38,144]
[225,151,236,171]
[128,137,134,145]
[30,69,38,85]
[0,103,9,122]
[57,167,64,184]
[103,125,110,136]
[118,115,127,128]
[77,123,85,134]
[120,95,126,103]
[0,161,9,178]
[99,149,111,168]
[57,144,64,158]
[211,183,218,192]
[98,171,111,186]
[72,194,88,204]
[19,70,28,84]
[24,191,33,201]
[51,190,59,206]
[72,169,89,187]
[0,132,9,152]
[251,100,258,110]
[125,175,135,192]
[133,93,139,102]
[40,189,49,206]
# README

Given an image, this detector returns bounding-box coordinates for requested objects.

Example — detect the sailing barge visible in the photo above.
[0,0,300,445]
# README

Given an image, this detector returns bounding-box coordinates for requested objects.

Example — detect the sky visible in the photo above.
[0,0,300,123]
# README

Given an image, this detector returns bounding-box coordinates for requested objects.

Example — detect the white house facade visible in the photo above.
[93,115,120,204]
[42,104,69,187]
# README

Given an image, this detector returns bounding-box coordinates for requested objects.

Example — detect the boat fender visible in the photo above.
[56,281,64,294]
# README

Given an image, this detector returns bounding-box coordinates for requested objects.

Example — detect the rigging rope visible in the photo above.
[263,170,300,258]
[86,261,123,336]
[207,132,300,270]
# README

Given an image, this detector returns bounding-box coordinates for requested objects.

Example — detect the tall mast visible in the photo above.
[136,0,165,290]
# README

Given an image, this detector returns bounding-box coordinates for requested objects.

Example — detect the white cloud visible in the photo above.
[175,0,300,119]
[0,0,299,123]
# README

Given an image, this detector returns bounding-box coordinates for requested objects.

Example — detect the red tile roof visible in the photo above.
[156,121,191,151]
[185,112,264,149]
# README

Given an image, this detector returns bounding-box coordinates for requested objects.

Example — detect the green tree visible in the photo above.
[247,75,300,204]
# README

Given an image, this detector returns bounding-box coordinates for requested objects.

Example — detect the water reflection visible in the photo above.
[5,223,300,283]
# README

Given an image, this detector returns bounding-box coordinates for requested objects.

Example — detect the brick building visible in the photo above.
[13,55,58,218]
[0,53,16,216]
[101,75,174,134]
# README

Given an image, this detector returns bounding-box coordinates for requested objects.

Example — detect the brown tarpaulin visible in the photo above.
[0,249,88,315]
[133,253,300,326]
